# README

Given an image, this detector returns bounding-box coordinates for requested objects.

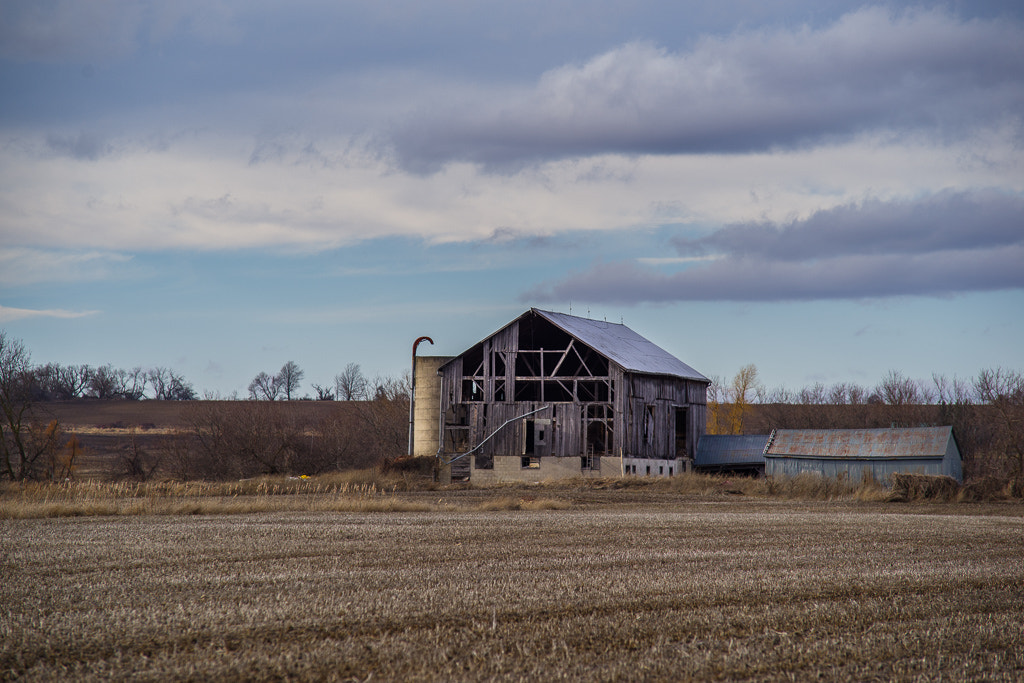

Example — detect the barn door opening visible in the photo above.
[674,407,688,457]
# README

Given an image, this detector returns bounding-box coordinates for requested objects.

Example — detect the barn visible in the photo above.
[763,426,963,484]
[694,434,770,475]
[421,308,709,483]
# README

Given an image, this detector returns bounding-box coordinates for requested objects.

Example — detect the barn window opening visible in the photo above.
[646,465,651,476]
[543,381,573,402]
[515,380,541,402]
[674,407,689,457]
[521,456,540,469]
[463,379,483,402]
[643,405,655,445]
[492,352,506,377]
[659,466,664,475]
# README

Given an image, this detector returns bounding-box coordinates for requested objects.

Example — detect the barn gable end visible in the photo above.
[433,309,709,482]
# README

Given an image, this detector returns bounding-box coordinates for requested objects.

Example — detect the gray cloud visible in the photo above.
[389,7,1024,170]
[45,132,112,160]
[527,189,1024,303]
[673,189,1024,260]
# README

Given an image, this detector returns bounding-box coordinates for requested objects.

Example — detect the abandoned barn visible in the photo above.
[764,427,963,483]
[421,308,710,483]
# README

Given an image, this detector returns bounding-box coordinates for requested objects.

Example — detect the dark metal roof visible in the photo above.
[534,309,708,382]
[695,434,770,467]
[765,427,958,460]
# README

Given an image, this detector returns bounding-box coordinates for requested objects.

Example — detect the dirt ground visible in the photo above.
[3,502,1022,681]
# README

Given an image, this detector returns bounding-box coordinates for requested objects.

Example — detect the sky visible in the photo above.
[1,0,1022,398]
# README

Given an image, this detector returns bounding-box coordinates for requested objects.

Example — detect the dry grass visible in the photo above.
[2,506,1022,681]
[4,469,1020,520]
[0,475,577,519]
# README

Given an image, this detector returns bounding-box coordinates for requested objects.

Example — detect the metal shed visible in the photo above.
[433,308,709,483]
[694,434,770,475]
[764,427,963,483]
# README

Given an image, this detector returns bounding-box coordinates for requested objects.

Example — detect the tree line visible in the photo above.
[1,331,413,481]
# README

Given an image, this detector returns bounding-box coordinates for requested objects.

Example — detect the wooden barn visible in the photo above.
[430,309,709,483]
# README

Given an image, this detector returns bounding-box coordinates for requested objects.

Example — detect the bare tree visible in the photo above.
[311,383,335,401]
[276,361,304,401]
[877,370,921,406]
[147,367,170,400]
[248,371,282,400]
[334,363,368,401]
[158,369,195,401]
[974,368,1024,482]
[88,364,119,399]
[116,367,147,400]
[0,332,62,480]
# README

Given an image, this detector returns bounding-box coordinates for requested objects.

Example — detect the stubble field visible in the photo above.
[2,503,1023,682]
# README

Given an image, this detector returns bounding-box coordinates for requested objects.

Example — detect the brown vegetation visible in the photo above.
[2,470,1020,521]
[2,502,1021,681]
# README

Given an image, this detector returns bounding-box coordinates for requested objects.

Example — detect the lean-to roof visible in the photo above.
[765,427,957,460]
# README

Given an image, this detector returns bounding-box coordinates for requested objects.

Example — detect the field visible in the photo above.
[3,497,1023,681]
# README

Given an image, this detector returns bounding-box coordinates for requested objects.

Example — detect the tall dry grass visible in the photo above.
[3,468,1016,519]
[0,472,572,519]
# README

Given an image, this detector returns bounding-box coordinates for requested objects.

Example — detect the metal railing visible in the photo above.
[443,406,549,465]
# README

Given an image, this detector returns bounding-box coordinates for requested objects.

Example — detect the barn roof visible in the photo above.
[533,309,708,382]
[695,434,770,468]
[765,427,958,460]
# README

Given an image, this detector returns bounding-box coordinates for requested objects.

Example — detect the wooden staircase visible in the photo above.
[449,456,471,481]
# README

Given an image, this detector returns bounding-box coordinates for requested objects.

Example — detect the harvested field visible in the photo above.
[3,504,1022,681]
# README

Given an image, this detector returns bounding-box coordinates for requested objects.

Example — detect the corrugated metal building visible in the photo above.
[434,308,709,482]
[764,427,963,483]
[695,434,770,474]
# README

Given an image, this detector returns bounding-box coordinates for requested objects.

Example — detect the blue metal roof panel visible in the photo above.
[765,427,956,460]
[534,309,708,382]
[695,434,771,467]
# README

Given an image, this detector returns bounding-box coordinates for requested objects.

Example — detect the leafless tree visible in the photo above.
[335,363,368,401]
[88,364,119,399]
[116,367,147,400]
[974,368,1024,482]
[311,383,335,401]
[277,361,304,401]
[0,332,62,480]
[248,371,282,400]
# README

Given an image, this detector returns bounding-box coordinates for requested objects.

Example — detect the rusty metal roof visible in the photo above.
[765,427,957,460]
[695,434,770,467]
[535,309,708,381]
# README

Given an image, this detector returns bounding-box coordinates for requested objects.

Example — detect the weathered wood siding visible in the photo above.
[438,314,707,464]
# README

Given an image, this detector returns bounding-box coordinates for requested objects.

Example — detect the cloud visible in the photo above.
[0,0,143,62]
[0,249,133,285]
[672,189,1024,260]
[46,132,113,161]
[0,305,99,323]
[388,7,1024,170]
[527,189,1024,303]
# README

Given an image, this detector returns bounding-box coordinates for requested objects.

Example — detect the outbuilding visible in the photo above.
[694,434,770,475]
[426,308,709,483]
[763,426,963,483]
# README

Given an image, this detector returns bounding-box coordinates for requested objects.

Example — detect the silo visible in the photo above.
[412,356,450,458]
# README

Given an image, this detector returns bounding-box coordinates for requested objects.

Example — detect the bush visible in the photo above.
[889,473,960,502]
